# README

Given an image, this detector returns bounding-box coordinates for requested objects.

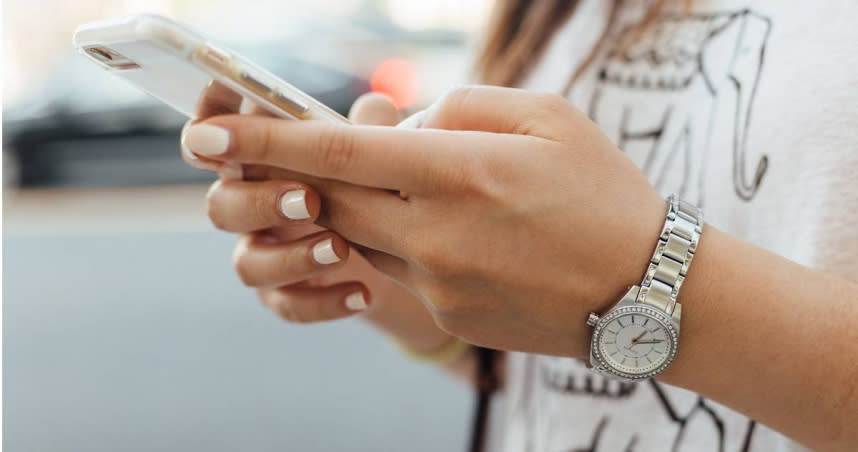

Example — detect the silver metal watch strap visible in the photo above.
[637,195,703,316]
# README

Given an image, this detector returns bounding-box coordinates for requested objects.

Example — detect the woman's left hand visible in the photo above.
[183,86,667,357]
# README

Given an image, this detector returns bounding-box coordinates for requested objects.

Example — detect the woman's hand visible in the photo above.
[181,94,460,357]
[182,86,667,357]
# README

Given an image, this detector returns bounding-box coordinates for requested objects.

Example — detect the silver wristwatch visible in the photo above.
[586,195,703,380]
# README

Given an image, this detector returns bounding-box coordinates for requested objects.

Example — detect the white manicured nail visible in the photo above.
[182,147,221,172]
[279,189,311,220]
[182,144,199,161]
[345,292,367,311]
[182,124,230,155]
[181,139,222,172]
[311,238,340,265]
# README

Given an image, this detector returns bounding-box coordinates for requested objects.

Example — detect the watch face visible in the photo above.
[592,305,678,379]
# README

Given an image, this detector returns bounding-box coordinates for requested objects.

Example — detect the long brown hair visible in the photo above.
[474,0,688,89]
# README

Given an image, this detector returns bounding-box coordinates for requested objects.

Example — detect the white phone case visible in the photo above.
[73,14,348,123]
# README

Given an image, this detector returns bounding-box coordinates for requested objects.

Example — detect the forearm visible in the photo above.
[659,226,858,450]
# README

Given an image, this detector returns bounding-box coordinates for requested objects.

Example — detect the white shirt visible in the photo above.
[502,1,858,450]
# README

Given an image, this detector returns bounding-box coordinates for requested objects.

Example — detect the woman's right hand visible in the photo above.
[182,93,460,354]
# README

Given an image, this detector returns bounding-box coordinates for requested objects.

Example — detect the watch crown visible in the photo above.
[586,313,600,327]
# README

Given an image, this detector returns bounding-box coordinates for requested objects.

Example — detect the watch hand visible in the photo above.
[632,339,665,345]
[625,330,650,350]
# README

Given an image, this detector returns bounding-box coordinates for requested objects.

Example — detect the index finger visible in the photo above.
[181,115,513,193]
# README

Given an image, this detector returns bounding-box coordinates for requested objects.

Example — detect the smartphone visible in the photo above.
[73,14,349,123]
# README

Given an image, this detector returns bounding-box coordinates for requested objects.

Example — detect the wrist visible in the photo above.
[584,195,703,379]
[358,279,454,352]
[656,224,720,384]
[570,194,668,358]
[395,335,471,364]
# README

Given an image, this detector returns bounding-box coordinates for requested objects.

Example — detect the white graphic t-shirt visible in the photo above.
[501,1,858,451]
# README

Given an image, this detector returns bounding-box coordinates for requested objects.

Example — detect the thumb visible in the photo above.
[348,93,400,126]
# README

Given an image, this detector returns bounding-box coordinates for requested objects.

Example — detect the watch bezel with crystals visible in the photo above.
[589,299,680,381]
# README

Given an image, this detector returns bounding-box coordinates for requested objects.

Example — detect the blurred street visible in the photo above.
[4,186,471,451]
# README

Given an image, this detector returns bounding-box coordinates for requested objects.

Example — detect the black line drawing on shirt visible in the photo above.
[648,381,757,452]
[569,416,609,452]
[589,10,771,204]
[565,417,640,452]
[539,359,758,451]
[542,362,638,399]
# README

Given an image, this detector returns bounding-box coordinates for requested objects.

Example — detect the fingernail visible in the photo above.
[279,189,311,220]
[182,123,230,155]
[182,144,199,161]
[345,292,367,311]
[219,162,243,181]
[181,141,221,172]
[311,238,340,265]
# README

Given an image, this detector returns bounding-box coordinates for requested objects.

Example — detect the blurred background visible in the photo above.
[3,1,492,450]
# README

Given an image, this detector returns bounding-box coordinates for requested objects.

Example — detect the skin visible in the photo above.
[184,93,478,379]
[182,86,858,451]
